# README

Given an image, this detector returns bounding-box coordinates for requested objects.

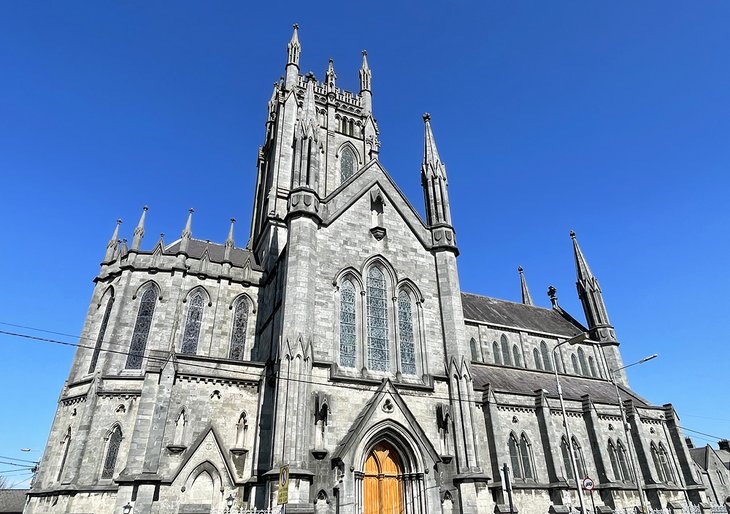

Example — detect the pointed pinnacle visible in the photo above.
[422,113,442,173]
[290,23,300,43]
[225,218,236,248]
[361,50,370,69]
[107,219,122,248]
[570,230,594,281]
[518,266,534,306]
[182,208,194,239]
[131,206,148,251]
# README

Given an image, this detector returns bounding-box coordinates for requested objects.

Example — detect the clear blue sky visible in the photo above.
[1,1,729,486]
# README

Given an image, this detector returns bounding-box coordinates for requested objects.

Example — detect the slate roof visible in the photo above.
[461,292,584,336]
[471,364,651,406]
[0,489,27,513]
[163,239,258,269]
[690,447,709,469]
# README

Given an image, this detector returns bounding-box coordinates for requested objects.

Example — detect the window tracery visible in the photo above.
[126,287,157,369]
[102,426,122,479]
[181,291,205,354]
[340,147,356,183]
[339,279,357,368]
[367,267,388,371]
[89,294,114,373]
[229,298,249,361]
[398,291,416,375]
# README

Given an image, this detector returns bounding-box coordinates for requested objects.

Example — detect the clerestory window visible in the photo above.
[229,297,249,361]
[181,291,205,354]
[126,287,157,369]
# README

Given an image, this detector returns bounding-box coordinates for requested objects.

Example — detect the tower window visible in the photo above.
[339,279,357,368]
[340,147,356,183]
[126,287,157,369]
[181,291,206,354]
[367,267,389,371]
[89,293,114,373]
[229,297,249,361]
[398,291,416,375]
[102,426,122,479]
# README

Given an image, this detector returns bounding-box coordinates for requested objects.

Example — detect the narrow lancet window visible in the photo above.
[501,335,512,366]
[340,147,356,183]
[512,345,522,367]
[533,348,543,370]
[494,342,502,365]
[89,294,114,373]
[367,267,389,371]
[181,291,205,354]
[57,428,71,482]
[578,348,589,376]
[509,434,522,479]
[541,341,553,372]
[339,280,356,368]
[520,434,534,479]
[126,287,157,369]
[229,298,249,361]
[398,291,416,375]
[102,426,122,479]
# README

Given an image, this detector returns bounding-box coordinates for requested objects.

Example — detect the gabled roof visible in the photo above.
[690,446,710,470]
[472,363,650,406]
[461,292,585,337]
[163,239,258,269]
[0,489,27,513]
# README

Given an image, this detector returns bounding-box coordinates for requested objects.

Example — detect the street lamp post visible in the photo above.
[609,354,658,514]
[552,331,590,514]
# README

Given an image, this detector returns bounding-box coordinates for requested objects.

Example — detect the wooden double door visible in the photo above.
[363,442,405,514]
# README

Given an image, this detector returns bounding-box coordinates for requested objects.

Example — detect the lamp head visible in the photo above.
[640,354,658,363]
[226,495,234,508]
[566,332,589,346]
[122,503,132,514]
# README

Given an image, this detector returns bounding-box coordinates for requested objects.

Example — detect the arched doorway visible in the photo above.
[363,441,404,514]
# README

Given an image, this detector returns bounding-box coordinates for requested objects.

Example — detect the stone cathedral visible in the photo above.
[26,26,726,514]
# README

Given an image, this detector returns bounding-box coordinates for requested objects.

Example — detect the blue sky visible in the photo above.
[1,1,729,486]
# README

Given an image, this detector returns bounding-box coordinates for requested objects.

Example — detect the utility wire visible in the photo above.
[679,426,726,441]
[0,455,38,464]
[0,461,36,468]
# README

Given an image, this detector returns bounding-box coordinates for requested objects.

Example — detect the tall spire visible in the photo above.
[103,219,122,262]
[131,206,148,251]
[518,266,534,306]
[421,113,452,226]
[570,230,616,341]
[285,23,301,89]
[224,218,235,263]
[359,50,372,113]
[325,58,337,95]
[179,208,194,255]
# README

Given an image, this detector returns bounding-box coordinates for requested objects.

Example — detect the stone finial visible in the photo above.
[131,206,148,251]
[224,218,235,263]
[104,219,122,262]
[118,238,129,258]
[547,285,558,307]
[518,266,534,306]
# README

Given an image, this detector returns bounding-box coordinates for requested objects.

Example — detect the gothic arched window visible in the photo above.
[658,443,675,483]
[578,348,589,376]
[509,434,522,479]
[561,437,573,480]
[181,291,205,354]
[339,279,357,368]
[588,356,597,377]
[57,428,71,482]
[398,291,416,375]
[571,354,580,375]
[235,412,248,448]
[572,437,587,479]
[493,342,502,365]
[617,440,631,481]
[608,440,621,481]
[367,267,389,371]
[126,287,157,369]
[229,297,249,361]
[541,341,553,372]
[89,293,114,373]
[509,433,535,480]
[651,443,664,482]
[340,147,356,183]
[533,348,543,370]
[520,434,534,479]
[512,345,522,368]
[470,338,479,362]
[102,426,122,479]
[501,335,512,366]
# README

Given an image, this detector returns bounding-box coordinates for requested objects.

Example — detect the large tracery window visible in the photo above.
[367,267,389,371]
[229,298,249,361]
[126,287,157,369]
[181,291,205,354]
[340,147,356,183]
[339,280,357,368]
[398,291,416,375]
[509,433,535,480]
[102,426,122,479]
[89,293,114,373]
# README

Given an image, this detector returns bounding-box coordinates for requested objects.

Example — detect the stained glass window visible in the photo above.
[533,348,543,370]
[126,288,157,369]
[493,342,502,365]
[102,426,122,479]
[608,440,620,480]
[367,267,388,371]
[398,291,416,375]
[512,345,522,368]
[340,147,356,183]
[509,434,522,479]
[339,280,356,368]
[617,441,631,481]
[520,434,533,479]
[181,291,205,354]
[89,295,114,373]
[229,298,249,361]
[541,341,553,372]
[501,335,512,366]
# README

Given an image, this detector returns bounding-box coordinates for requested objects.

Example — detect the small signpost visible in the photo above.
[277,465,289,509]
[582,476,596,513]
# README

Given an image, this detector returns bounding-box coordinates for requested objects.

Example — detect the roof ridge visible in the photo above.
[461,291,552,311]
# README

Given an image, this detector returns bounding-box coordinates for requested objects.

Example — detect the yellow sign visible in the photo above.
[277,465,289,505]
